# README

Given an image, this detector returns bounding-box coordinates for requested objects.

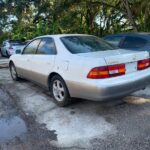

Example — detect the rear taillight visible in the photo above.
[87,64,126,79]
[108,64,125,77]
[137,58,150,70]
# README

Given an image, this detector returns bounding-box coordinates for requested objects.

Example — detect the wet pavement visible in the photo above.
[0,58,58,149]
[0,58,9,68]
[0,86,25,142]
[0,58,150,150]
[0,116,27,142]
[0,85,57,150]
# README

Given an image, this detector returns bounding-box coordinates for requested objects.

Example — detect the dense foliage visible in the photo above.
[0,0,149,43]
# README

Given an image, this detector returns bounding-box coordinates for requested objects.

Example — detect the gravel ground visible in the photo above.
[0,58,150,150]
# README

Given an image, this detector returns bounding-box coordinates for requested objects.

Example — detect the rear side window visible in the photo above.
[61,36,116,54]
[121,36,147,49]
[37,38,56,55]
[23,39,41,54]
[104,36,123,46]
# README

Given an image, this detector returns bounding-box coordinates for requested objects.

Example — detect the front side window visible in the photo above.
[37,38,56,55]
[61,36,116,54]
[121,36,147,49]
[23,39,41,54]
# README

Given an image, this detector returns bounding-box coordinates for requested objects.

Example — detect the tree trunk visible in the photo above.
[122,0,138,32]
[86,1,95,34]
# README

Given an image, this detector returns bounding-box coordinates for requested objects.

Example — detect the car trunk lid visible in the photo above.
[104,49,148,65]
[104,49,149,74]
[77,49,149,74]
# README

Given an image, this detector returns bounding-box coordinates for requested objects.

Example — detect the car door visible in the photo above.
[16,39,41,79]
[29,37,57,87]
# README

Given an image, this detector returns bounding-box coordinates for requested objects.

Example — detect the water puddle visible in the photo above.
[0,116,27,142]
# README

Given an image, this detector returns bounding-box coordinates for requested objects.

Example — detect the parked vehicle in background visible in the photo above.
[9,34,150,106]
[103,33,150,53]
[0,46,1,56]
[0,40,28,57]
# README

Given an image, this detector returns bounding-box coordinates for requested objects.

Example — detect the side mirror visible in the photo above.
[16,49,21,54]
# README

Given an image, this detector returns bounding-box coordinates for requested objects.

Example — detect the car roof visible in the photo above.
[104,32,150,40]
[4,40,23,43]
[34,34,94,39]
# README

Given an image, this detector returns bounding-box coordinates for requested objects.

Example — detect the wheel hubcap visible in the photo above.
[11,65,17,79]
[53,80,65,102]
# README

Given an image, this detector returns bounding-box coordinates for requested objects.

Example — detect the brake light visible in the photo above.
[87,64,126,79]
[108,64,125,77]
[138,59,150,70]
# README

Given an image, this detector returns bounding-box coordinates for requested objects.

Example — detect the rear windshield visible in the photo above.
[61,36,116,54]
[121,36,147,49]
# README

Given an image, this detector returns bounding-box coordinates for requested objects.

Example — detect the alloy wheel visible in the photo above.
[52,80,65,102]
[10,64,17,80]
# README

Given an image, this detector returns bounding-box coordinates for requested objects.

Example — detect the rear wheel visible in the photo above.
[50,75,71,107]
[10,62,20,81]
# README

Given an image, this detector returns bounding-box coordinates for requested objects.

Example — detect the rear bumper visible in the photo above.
[67,68,150,101]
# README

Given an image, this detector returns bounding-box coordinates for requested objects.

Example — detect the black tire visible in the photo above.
[0,49,4,57]
[10,62,20,81]
[50,75,71,107]
[6,51,10,58]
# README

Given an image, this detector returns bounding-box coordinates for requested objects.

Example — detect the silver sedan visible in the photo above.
[9,34,150,106]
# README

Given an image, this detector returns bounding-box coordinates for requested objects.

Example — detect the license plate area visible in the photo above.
[126,62,137,73]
